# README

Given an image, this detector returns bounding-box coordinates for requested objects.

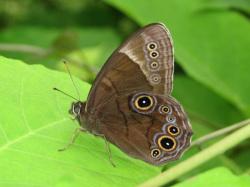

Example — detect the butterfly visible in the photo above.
[68,23,192,165]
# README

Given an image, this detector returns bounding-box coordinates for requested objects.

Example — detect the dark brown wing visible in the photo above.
[82,23,192,165]
[85,23,174,114]
[94,93,192,165]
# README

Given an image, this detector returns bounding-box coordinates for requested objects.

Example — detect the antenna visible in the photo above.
[62,59,81,100]
[53,87,78,101]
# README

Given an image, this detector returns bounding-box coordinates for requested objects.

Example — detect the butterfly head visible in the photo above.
[69,101,86,118]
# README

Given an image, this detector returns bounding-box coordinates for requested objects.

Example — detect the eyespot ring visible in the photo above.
[151,148,161,158]
[149,51,159,59]
[159,105,171,114]
[166,115,176,123]
[167,125,180,136]
[147,42,157,51]
[134,94,154,111]
[149,74,161,84]
[157,135,177,152]
[149,61,160,70]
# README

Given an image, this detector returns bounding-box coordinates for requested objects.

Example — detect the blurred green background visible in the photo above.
[0,0,250,186]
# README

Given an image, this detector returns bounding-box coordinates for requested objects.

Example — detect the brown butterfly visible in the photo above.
[69,23,192,165]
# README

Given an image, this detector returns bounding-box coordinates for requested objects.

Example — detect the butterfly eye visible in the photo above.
[134,95,154,111]
[158,135,176,151]
[71,102,82,116]
[150,51,159,59]
[166,115,176,123]
[151,148,161,158]
[167,125,180,136]
[159,105,171,114]
[147,42,157,50]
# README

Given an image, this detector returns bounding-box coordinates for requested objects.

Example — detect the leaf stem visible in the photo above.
[0,43,49,56]
[139,122,250,187]
[191,118,250,147]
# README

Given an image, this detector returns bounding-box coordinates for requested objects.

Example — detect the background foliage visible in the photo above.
[0,0,249,186]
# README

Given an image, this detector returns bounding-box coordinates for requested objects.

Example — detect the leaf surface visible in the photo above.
[0,56,160,187]
[174,167,250,187]
[105,0,250,115]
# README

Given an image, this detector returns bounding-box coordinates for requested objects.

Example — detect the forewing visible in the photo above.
[85,23,174,114]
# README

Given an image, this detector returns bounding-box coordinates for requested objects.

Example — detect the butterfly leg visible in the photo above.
[58,127,86,151]
[96,133,116,167]
[69,114,77,120]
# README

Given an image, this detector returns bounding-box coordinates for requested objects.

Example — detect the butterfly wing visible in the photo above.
[82,23,192,165]
[85,23,174,114]
[95,93,192,165]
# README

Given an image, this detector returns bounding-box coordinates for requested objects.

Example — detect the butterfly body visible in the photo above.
[70,23,192,165]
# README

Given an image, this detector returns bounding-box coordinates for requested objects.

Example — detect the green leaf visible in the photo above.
[0,26,121,81]
[228,142,250,171]
[0,56,160,187]
[105,0,250,116]
[201,0,250,14]
[173,75,245,129]
[173,167,250,187]
[0,26,120,50]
